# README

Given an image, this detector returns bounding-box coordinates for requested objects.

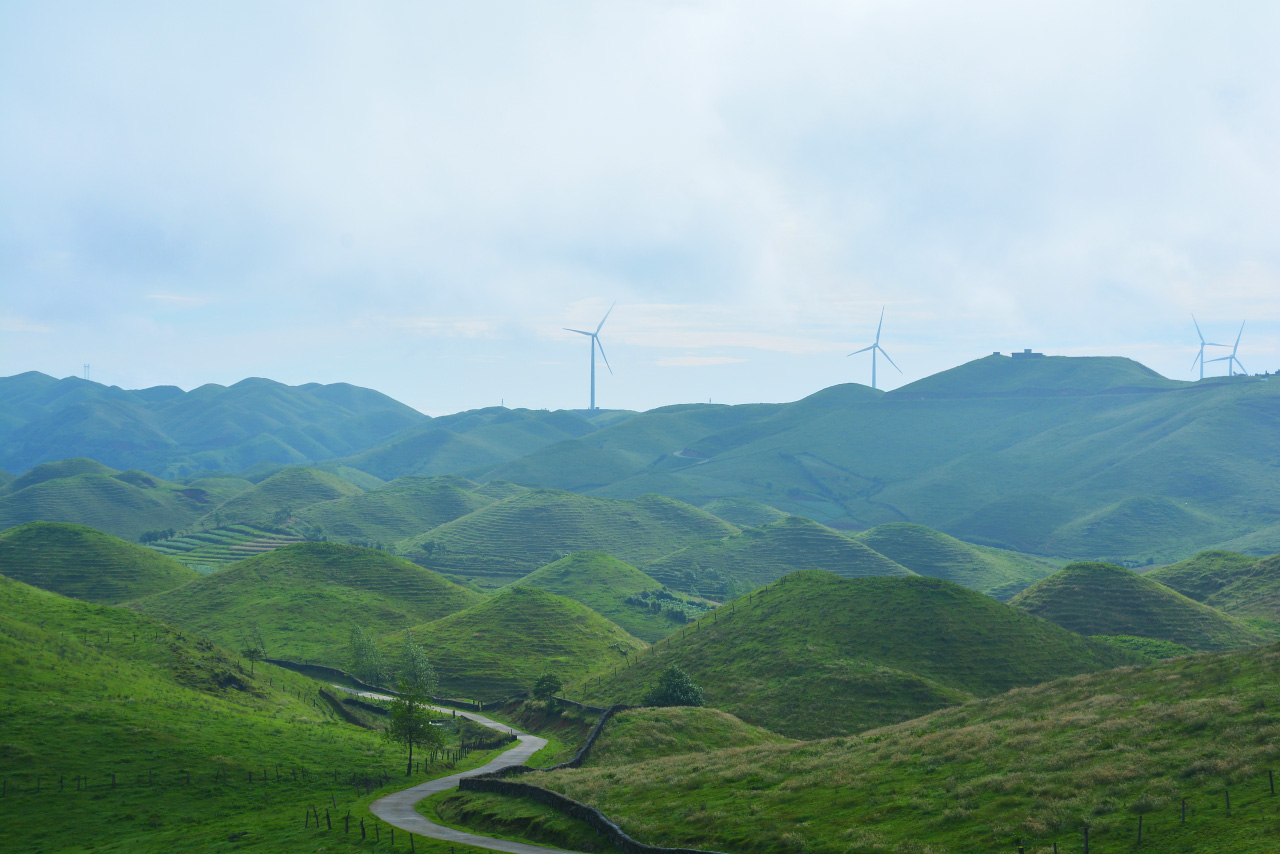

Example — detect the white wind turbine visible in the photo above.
[1190,316,1228,380]
[565,303,615,410]
[1206,321,1248,377]
[848,307,900,390]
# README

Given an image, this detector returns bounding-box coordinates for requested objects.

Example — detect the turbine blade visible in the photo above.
[564,328,593,337]
[1206,355,1230,363]
[1234,356,1247,374]
[875,306,885,343]
[878,345,902,373]
[1233,321,1245,352]
[1193,315,1204,344]
[847,345,874,356]
[596,302,616,335]
[596,337,613,375]
[1191,350,1202,370]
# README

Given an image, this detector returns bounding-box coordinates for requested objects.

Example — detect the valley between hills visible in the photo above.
[2,354,1279,853]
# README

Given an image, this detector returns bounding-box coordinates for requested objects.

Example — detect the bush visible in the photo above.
[643,665,704,707]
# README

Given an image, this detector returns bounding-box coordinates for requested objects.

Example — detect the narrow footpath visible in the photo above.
[348,687,586,854]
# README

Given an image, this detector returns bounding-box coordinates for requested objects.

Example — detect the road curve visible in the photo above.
[366,698,585,854]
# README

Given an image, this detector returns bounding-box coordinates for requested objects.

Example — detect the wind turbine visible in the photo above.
[1190,316,1227,381]
[1207,321,1248,377]
[565,303,615,410]
[847,306,901,390]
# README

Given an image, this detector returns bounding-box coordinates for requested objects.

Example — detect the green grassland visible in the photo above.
[294,474,494,546]
[700,497,789,528]
[1149,551,1280,631]
[0,521,198,603]
[132,542,483,663]
[397,489,737,588]
[854,522,1060,599]
[1009,562,1272,651]
[533,641,1280,854]
[199,466,364,528]
[644,515,914,598]
[510,552,686,643]
[1145,550,1264,599]
[583,707,789,767]
[572,571,1135,739]
[0,573,500,854]
[395,586,647,699]
[145,524,305,572]
[424,788,612,853]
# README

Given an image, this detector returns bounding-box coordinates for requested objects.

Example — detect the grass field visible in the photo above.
[199,466,364,529]
[572,570,1136,739]
[700,497,789,528]
[0,521,198,603]
[583,707,789,768]
[145,523,304,572]
[294,474,495,548]
[1009,562,1272,651]
[1149,551,1280,631]
[132,542,483,663]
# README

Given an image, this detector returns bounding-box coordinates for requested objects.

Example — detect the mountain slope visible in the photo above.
[294,474,494,545]
[200,466,363,528]
[700,497,788,528]
[1008,562,1271,651]
[511,552,675,642]
[1149,551,1280,627]
[0,522,198,603]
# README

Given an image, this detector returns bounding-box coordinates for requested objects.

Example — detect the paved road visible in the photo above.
[366,696,585,854]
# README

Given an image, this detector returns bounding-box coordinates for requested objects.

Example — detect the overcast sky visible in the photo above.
[3,2,1278,414]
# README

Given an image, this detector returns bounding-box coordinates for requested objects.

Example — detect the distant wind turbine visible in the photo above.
[847,307,901,390]
[1206,321,1248,377]
[1190,316,1228,381]
[565,303,615,410]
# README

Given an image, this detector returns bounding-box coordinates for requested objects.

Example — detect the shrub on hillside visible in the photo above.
[643,665,704,708]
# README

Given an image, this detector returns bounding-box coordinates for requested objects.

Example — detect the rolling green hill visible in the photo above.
[573,570,1135,738]
[397,489,738,588]
[529,640,1280,854]
[132,542,483,662]
[294,474,493,546]
[200,466,363,528]
[582,706,789,767]
[644,515,914,598]
[1145,550,1262,600]
[0,521,199,603]
[1149,551,1280,628]
[700,497,788,528]
[1008,562,1271,651]
[399,586,646,698]
[855,522,1058,599]
[511,552,680,642]
[145,524,305,572]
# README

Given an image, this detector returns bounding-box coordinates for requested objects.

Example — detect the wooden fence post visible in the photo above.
[1137,813,1143,844]
[1225,788,1230,815]
[1181,797,1186,823]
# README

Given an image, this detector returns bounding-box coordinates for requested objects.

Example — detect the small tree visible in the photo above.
[348,626,388,685]
[396,631,438,697]
[643,665,704,707]
[240,645,264,676]
[383,681,445,776]
[532,672,563,704]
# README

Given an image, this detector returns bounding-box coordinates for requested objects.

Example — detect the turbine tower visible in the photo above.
[1190,316,1227,381]
[847,306,901,390]
[565,303,615,410]
[1207,321,1248,377]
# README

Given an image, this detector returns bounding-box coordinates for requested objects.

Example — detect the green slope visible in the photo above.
[1043,496,1224,558]
[1150,551,1280,628]
[295,474,494,546]
[1145,550,1262,601]
[700,497,788,528]
[400,586,646,698]
[897,353,1183,395]
[511,552,683,643]
[145,524,305,572]
[0,521,199,603]
[397,489,738,588]
[3,456,115,492]
[201,466,363,528]
[855,522,1058,599]
[644,515,914,598]
[1008,562,1271,651]
[582,706,789,767]
[533,641,1280,854]
[132,542,483,662]
[573,570,1135,739]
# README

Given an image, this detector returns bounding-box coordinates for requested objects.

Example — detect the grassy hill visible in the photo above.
[582,706,789,767]
[0,521,199,603]
[700,497,788,528]
[200,466,363,528]
[855,522,1058,599]
[144,524,305,572]
[511,552,698,643]
[399,586,646,698]
[1149,551,1280,629]
[644,515,914,598]
[294,474,494,546]
[1008,562,1271,651]
[0,573,429,853]
[132,542,483,662]
[573,570,1135,738]
[530,640,1280,854]
[397,489,737,588]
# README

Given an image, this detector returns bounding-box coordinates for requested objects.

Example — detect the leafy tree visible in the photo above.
[532,672,563,703]
[643,665,704,707]
[348,626,388,685]
[383,681,445,776]
[396,631,438,696]
[240,646,264,676]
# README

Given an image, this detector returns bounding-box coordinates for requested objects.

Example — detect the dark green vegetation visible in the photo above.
[132,542,483,662]
[1009,562,1271,651]
[644,515,913,598]
[536,642,1280,854]
[0,573,500,853]
[700,496,789,528]
[574,571,1136,739]
[200,466,363,528]
[1149,551,1280,631]
[294,474,494,546]
[398,586,646,698]
[0,521,198,603]
[855,521,1058,599]
[397,489,736,588]
[426,789,612,853]
[144,523,305,572]
[584,706,788,767]
[1092,634,1195,660]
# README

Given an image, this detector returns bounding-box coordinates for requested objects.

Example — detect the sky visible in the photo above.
[3,1,1278,415]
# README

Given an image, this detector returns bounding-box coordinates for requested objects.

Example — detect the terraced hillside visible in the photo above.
[645,515,914,598]
[200,466,363,528]
[700,497,788,528]
[132,542,483,662]
[294,474,493,546]
[399,586,646,698]
[1009,562,1271,651]
[512,552,695,643]
[855,522,1058,599]
[146,524,304,572]
[397,489,737,588]
[533,641,1280,854]
[574,570,1135,738]
[0,521,198,603]
[1149,551,1280,629]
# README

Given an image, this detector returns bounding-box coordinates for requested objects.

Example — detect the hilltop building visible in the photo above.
[1011,349,1045,360]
